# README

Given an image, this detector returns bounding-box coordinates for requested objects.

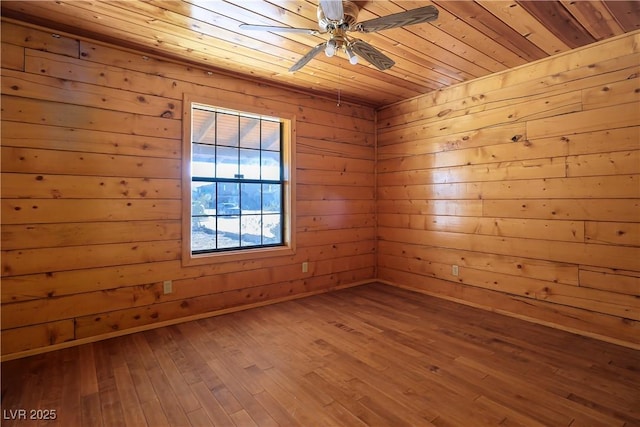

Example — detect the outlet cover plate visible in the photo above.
[163,280,173,294]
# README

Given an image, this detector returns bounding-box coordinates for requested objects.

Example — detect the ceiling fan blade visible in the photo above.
[240,24,319,35]
[354,5,438,33]
[349,39,395,70]
[319,0,344,21]
[289,42,327,72]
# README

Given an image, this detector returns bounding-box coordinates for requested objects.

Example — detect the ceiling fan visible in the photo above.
[240,0,438,72]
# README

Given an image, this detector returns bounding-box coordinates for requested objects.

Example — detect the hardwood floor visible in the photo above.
[2,283,639,426]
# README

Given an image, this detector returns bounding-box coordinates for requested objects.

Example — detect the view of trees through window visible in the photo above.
[190,106,284,253]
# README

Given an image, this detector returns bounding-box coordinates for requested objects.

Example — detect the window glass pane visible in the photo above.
[263,214,282,245]
[218,216,240,249]
[192,109,216,144]
[192,181,216,252]
[261,150,281,180]
[239,148,260,180]
[241,183,261,213]
[216,146,239,178]
[192,143,216,178]
[192,216,217,252]
[216,113,239,147]
[217,182,239,215]
[261,120,280,151]
[240,116,260,149]
[192,182,216,212]
[263,184,281,213]
[241,214,262,247]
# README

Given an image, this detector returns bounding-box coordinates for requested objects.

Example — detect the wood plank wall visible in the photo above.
[377,31,640,349]
[0,20,376,359]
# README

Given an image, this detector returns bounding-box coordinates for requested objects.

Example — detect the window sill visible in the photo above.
[182,244,295,267]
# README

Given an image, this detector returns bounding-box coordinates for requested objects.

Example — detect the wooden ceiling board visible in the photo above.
[518,0,597,48]
[604,0,640,32]
[426,3,528,70]
[560,0,625,41]
[475,0,572,55]
[2,0,638,108]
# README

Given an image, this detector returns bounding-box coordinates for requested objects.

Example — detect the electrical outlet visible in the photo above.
[302,262,308,273]
[452,265,459,276]
[163,280,173,294]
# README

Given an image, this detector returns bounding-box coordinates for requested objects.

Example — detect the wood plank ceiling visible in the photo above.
[2,0,639,108]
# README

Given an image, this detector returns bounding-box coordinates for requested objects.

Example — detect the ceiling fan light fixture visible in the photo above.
[346,46,358,65]
[325,39,337,57]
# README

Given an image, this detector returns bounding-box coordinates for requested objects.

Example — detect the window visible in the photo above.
[183,95,295,264]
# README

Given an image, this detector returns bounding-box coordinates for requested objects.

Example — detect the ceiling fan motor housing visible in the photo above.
[317,1,359,31]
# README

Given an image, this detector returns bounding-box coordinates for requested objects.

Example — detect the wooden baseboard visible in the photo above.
[4,277,637,361]
[377,279,640,351]
[1,280,369,362]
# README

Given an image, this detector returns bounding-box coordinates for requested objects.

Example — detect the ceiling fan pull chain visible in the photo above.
[337,64,342,107]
